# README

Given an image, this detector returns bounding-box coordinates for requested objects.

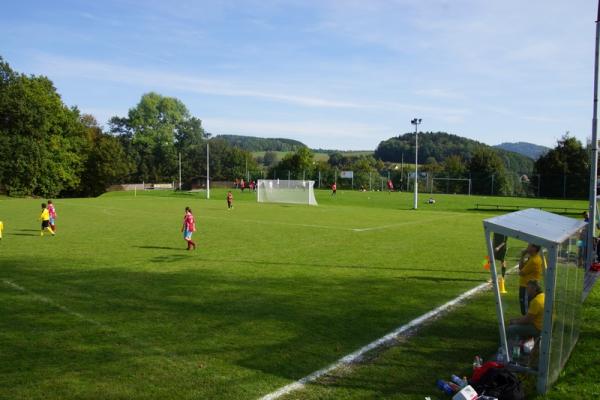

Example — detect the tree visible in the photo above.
[109,92,202,182]
[534,135,589,198]
[79,115,132,196]
[468,147,509,195]
[262,151,278,167]
[0,57,88,196]
[440,155,467,193]
[272,147,315,178]
[443,155,466,177]
[206,138,259,181]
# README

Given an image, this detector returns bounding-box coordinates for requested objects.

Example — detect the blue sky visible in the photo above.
[1,1,596,150]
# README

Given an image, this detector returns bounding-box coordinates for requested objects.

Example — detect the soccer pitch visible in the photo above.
[0,190,588,399]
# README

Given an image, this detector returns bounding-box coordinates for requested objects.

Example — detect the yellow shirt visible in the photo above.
[519,253,543,287]
[527,293,545,331]
[40,209,50,221]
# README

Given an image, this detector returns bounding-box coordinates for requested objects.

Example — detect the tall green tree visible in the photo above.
[78,115,132,196]
[271,147,315,179]
[468,147,509,195]
[439,155,467,193]
[534,135,589,198]
[0,57,88,196]
[205,138,259,181]
[262,151,278,167]
[109,92,203,182]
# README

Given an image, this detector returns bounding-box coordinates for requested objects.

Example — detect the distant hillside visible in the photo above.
[494,142,549,160]
[215,134,306,152]
[375,131,533,174]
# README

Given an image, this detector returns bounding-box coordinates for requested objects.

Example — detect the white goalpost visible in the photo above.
[257,179,318,206]
[431,177,472,195]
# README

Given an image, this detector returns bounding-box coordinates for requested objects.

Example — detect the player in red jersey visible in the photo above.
[181,207,196,250]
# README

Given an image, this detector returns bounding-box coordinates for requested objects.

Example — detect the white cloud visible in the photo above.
[36,55,365,109]
[414,88,465,100]
[34,55,472,122]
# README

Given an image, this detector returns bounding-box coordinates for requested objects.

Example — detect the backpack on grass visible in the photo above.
[472,368,524,400]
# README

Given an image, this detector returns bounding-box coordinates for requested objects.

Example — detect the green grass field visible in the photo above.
[0,190,595,399]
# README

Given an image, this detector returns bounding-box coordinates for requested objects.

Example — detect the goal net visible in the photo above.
[431,177,471,195]
[257,179,318,206]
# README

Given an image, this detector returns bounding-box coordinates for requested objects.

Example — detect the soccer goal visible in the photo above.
[257,179,318,206]
[430,177,472,195]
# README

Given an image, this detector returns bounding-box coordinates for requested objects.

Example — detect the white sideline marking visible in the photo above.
[259,265,519,400]
[258,281,492,400]
[2,279,193,370]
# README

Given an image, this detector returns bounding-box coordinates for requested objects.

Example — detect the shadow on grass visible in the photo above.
[283,291,502,399]
[6,233,38,237]
[134,245,185,251]
[188,256,489,276]
[0,255,506,399]
[150,254,192,263]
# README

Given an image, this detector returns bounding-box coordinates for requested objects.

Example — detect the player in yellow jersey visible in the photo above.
[0,220,3,240]
[40,203,55,236]
[518,244,543,315]
[507,280,545,340]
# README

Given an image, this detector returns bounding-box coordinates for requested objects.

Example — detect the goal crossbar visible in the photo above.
[257,179,318,206]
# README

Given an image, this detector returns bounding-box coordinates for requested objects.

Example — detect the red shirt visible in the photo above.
[183,212,196,232]
[387,180,393,189]
[332,183,337,190]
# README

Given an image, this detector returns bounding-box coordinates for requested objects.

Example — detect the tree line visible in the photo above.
[0,57,258,197]
[215,134,305,152]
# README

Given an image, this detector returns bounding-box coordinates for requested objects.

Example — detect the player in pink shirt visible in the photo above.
[47,200,57,231]
[181,207,196,250]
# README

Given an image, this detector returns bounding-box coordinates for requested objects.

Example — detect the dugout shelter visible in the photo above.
[483,208,587,394]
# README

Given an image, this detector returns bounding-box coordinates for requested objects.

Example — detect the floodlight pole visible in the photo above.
[206,142,210,200]
[178,152,182,191]
[587,1,600,270]
[411,118,422,209]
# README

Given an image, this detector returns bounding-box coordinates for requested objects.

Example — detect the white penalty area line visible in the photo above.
[351,214,460,232]
[1,279,195,371]
[3,279,106,329]
[64,201,462,233]
[259,281,493,400]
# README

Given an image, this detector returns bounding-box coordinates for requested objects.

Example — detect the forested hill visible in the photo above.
[493,142,549,160]
[216,134,306,152]
[375,131,533,174]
